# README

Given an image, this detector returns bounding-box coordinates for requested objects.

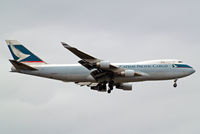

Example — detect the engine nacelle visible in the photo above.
[121,70,135,77]
[116,83,132,90]
[96,61,110,69]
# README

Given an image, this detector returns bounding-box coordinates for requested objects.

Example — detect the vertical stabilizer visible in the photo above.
[6,40,46,65]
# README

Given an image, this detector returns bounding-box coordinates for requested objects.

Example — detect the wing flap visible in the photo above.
[78,60,94,70]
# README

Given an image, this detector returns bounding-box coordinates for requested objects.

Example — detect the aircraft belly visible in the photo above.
[18,64,191,83]
[34,66,94,82]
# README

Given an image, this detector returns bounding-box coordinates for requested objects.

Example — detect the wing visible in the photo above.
[61,42,141,82]
[75,82,98,87]
[61,42,121,70]
[61,42,100,69]
[61,42,124,79]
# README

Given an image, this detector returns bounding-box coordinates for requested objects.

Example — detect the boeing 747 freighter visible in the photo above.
[6,40,195,93]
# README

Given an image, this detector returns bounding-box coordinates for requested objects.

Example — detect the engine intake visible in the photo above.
[116,83,132,90]
[96,61,110,69]
[121,70,135,77]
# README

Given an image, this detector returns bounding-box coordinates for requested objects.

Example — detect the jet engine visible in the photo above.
[116,83,132,90]
[96,61,110,69]
[121,70,135,77]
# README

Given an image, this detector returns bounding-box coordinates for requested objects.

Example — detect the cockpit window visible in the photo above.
[174,64,192,68]
[178,61,183,63]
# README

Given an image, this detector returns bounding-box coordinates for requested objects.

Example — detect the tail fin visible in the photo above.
[6,40,46,65]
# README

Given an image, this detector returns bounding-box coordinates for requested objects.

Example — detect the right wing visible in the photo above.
[75,82,98,87]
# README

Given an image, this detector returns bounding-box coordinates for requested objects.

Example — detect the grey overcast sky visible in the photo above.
[0,0,199,134]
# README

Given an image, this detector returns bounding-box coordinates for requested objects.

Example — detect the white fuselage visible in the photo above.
[14,61,195,83]
[6,40,195,92]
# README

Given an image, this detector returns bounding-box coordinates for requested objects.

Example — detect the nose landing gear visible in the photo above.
[173,79,177,88]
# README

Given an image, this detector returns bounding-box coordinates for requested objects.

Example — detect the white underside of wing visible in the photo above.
[76,82,98,87]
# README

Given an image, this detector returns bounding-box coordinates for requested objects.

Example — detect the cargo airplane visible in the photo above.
[6,40,195,93]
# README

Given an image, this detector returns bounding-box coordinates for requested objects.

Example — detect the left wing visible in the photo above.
[61,42,122,70]
[61,42,142,83]
[61,42,124,81]
[61,42,144,93]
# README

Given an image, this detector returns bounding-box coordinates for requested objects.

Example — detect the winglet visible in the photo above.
[61,42,71,48]
[61,42,97,60]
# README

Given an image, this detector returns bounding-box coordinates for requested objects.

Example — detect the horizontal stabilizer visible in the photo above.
[9,60,38,71]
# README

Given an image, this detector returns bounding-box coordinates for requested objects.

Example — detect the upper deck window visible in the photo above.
[160,60,183,64]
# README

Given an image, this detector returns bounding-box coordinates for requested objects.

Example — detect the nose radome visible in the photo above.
[189,68,196,75]
[192,68,196,74]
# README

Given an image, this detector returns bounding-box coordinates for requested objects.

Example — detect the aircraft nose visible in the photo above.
[191,68,196,74]
[188,68,195,75]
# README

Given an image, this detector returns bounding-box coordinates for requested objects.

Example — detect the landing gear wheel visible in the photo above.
[107,89,111,94]
[108,80,114,94]
[109,86,113,90]
[173,83,177,88]
[173,79,177,88]
[108,80,114,90]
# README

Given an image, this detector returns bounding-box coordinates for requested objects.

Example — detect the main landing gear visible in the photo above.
[107,80,114,94]
[173,79,177,88]
[100,81,114,94]
[91,80,115,94]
